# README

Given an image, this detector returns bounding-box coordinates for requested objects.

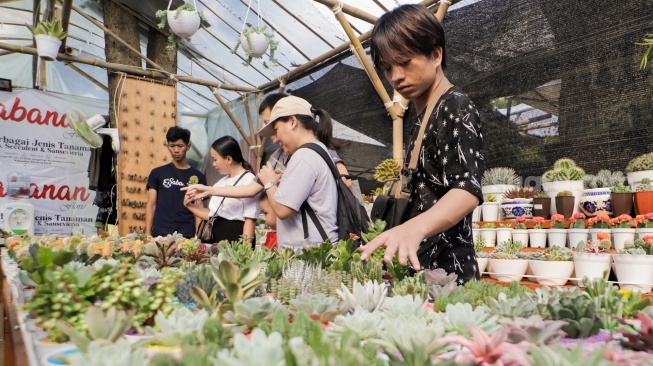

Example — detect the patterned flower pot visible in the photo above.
[528,260,574,286]
[612,254,653,293]
[488,259,529,282]
[555,196,576,219]
[547,229,567,248]
[611,192,634,217]
[635,191,653,215]
[528,229,547,248]
[612,228,636,250]
[512,229,529,247]
[572,252,611,287]
[500,198,533,219]
[532,197,551,219]
[579,188,612,217]
[567,229,589,249]
[481,202,500,222]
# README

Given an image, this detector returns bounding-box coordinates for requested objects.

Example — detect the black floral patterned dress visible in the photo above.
[406,86,484,284]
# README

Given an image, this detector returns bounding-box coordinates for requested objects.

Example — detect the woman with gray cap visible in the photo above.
[257,96,339,249]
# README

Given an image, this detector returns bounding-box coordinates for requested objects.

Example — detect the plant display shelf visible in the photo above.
[479,220,574,229]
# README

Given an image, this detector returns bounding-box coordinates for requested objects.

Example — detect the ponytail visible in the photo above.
[293,108,343,151]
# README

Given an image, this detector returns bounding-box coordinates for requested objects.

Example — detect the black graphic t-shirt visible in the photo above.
[406,86,484,284]
[147,163,206,238]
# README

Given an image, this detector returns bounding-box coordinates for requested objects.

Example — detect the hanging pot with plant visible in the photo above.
[232,0,278,68]
[27,20,68,61]
[155,0,207,50]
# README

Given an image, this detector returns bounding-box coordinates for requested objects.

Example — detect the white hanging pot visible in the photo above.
[240,31,269,58]
[35,34,61,61]
[167,9,201,39]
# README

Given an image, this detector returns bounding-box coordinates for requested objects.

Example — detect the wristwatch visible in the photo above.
[263,181,277,191]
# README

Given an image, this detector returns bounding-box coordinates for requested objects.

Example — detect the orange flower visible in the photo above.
[121,241,131,253]
[643,235,653,246]
[597,231,610,240]
[551,214,565,222]
[516,216,526,223]
[596,215,611,223]
[587,217,597,227]
[101,242,112,257]
[532,217,545,225]
[132,241,142,258]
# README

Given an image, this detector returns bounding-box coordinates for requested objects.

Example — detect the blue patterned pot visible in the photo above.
[579,188,612,217]
[500,198,534,219]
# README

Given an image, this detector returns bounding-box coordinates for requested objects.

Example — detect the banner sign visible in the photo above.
[0,89,107,235]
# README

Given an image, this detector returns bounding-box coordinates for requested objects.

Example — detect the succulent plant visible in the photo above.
[556,190,574,197]
[444,302,501,334]
[154,307,209,340]
[534,191,549,198]
[611,182,632,193]
[215,329,286,366]
[474,234,486,254]
[484,194,496,202]
[498,315,567,346]
[617,313,653,352]
[626,152,653,173]
[67,339,147,366]
[637,178,653,192]
[541,158,585,183]
[583,169,625,189]
[541,246,573,261]
[481,167,520,186]
[289,294,343,323]
[433,327,529,366]
[336,280,387,313]
[361,219,388,244]
[428,280,459,302]
[423,268,458,287]
[222,297,283,331]
[392,272,429,300]
[528,343,611,366]
[546,295,603,339]
[374,159,401,182]
[503,186,539,199]
[175,267,197,304]
[328,307,384,339]
[381,294,432,320]
[491,239,524,259]
[486,292,539,319]
[374,316,447,366]
[56,306,135,353]
[350,259,383,284]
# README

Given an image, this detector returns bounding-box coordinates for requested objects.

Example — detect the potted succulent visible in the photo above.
[27,20,68,61]
[474,234,489,275]
[528,216,547,248]
[635,213,653,239]
[532,191,551,219]
[528,246,574,286]
[555,190,575,219]
[609,214,636,250]
[500,186,538,219]
[635,178,653,215]
[155,1,207,49]
[548,214,567,248]
[579,170,624,217]
[587,214,611,241]
[495,223,513,244]
[233,25,279,67]
[481,167,520,220]
[472,222,480,245]
[611,182,634,217]
[372,159,401,196]
[625,152,653,191]
[567,212,589,249]
[488,239,528,282]
[541,158,585,215]
[613,237,653,293]
[512,216,530,247]
[481,194,500,222]
[572,236,612,287]
[479,222,496,248]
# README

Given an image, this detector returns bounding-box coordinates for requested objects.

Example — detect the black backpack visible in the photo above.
[297,143,370,244]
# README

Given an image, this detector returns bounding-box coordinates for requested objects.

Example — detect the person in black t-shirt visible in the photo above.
[360,5,484,284]
[146,127,206,238]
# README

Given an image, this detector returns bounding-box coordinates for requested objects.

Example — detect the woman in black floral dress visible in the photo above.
[360,4,484,284]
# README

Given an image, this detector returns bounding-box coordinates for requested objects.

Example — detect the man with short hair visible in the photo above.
[146,126,206,238]
[361,4,484,284]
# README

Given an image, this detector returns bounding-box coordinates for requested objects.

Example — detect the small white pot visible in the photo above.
[578,188,613,217]
[240,31,270,58]
[167,9,201,38]
[547,228,568,248]
[481,184,518,202]
[589,228,611,241]
[512,229,529,247]
[472,228,480,245]
[528,260,575,286]
[500,198,534,219]
[476,257,488,275]
[612,254,653,293]
[495,227,513,245]
[572,252,611,287]
[472,205,482,222]
[488,259,529,282]
[542,180,584,215]
[35,34,62,61]
[567,228,589,249]
[612,228,637,250]
[627,170,653,192]
[479,228,496,248]
[481,202,500,222]
[637,227,653,239]
[528,229,547,248]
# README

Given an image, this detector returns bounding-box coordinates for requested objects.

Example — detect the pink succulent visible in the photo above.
[532,217,545,225]
[572,212,586,220]
[433,327,531,366]
[551,214,565,222]
[597,231,610,240]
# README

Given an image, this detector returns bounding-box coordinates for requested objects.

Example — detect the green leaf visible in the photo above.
[218,261,238,284]
[53,250,75,266]
[86,306,107,339]
[37,247,54,266]
[225,283,244,303]
[57,320,91,353]
[190,287,214,310]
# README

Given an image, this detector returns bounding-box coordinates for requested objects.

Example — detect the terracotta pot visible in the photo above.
[635,191,653,215]
[555,196,575,219]
[532,197,551,219]
[611,192,634,217]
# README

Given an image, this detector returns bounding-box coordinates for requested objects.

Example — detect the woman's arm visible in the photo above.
[336,162,353,189]
[182,180,263,200]
[243,218,256,244]
[183,192,211,220]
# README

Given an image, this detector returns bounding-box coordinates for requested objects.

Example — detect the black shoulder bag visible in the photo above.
[196,171,248,243]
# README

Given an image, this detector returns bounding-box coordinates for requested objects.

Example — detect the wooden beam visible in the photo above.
[64,62,109,92]
[0,41,259,93]
[242,95,256,144]
[372,0,388,12]
[312,0,378,24]
[210,87,254,146]
[520,121,558,132]
[515,113,552,127]
[58,0,73,52]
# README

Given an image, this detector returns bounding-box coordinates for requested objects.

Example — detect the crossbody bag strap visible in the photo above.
[213,171,249,218]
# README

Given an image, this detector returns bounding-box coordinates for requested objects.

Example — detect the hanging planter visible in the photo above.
[28,21,68,61]
[156,1,207,50]
[233,26,279,68]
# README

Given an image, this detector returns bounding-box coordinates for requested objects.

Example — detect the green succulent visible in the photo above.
[498,315,567,346]
[481,167,520,186]
[336,280,387,313]
[328,308,384,339]
[289,294,343,324]
[56,306,135,354]
[534,191,549,198]
[546,296,603,339]
[382,294,432,319]
[373,159,401,182]
[222,297,283,332]
[67,339,147,366]
[542,158,585,183]
[583,170,625,189]
[373,316,447,366]
[27,20,68,40]
[626,152,653,173]
[636,178,653,192]
[556,190,574,197]
[154,307,209,339]
[529,343,611,366]
[486,292,539,318]
[392,272,429,300]
[541,246,573,261]
[361,219,387,243]
[444,302,501,335]
[214,329,286,365]
[611,183,632,193]
[491,239,524,259]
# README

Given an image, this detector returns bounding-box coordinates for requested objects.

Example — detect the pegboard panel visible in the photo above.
[116,76,177,236]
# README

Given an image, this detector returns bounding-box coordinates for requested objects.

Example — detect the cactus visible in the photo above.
[481,167,520,186]
[611,183,632,193]
[373,159,401,182]
[542,158,585,183]
[534,191,549,198]
[637,178,653,192]
[503,187,539,199]
[491,240,524,260]
[626,152,653,173]
[541,246,573,261]
[392,272,429,300]
[583,170,625,189]
[556,190,573,197]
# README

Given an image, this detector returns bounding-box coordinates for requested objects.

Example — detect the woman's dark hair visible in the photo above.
[211,136,253,172]
[258,93,288,115]
[277,108,342,151]
[370,4,446,72]
[166,126,191,144]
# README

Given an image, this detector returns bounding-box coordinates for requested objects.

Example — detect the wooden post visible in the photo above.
[242,95,255,144]
[210,87,254,147]
[58,0,73,53]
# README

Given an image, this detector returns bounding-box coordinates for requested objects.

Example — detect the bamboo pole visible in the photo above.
[255,92,265,169]
[64,62,109,92]
[242,95,256,144]
[58,0,73,52]
[71,4,169,75]
[515,113,552,127]
[312,0,378,24]
[520,122,558,132]
[0,41,259,92]
[210,86,254,146]
[277,78,286,93]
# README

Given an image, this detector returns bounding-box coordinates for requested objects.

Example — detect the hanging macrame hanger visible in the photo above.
[168,0,198,12]
[241,0,254,32]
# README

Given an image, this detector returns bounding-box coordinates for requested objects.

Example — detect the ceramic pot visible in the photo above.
[611,192,634,217]
[512,229,529,247]
[476,257,488,275]
[579,188,612,217]
[481,202,500,222]
[637,227,653,239]
[481,184,518,203]
[589,228,611,242]
[167,9,201,38]
[488,259,529,282]
[495,227,513,245]
[528,229,547,248]
[627,170,653,192]
[542,180,584,215]
[240,31,270,58]
[612,254,653,293]
[635,191,653,215]
[572,252,611,287]
[528,260,574,286]
[532,197,551,219]
[35,34,61,61]
[611,228,637,250]
[567,228,589,249]
[547,228,568,248]
[555,196,576,219]
[500,198,534,219]
[479,228,496,247]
